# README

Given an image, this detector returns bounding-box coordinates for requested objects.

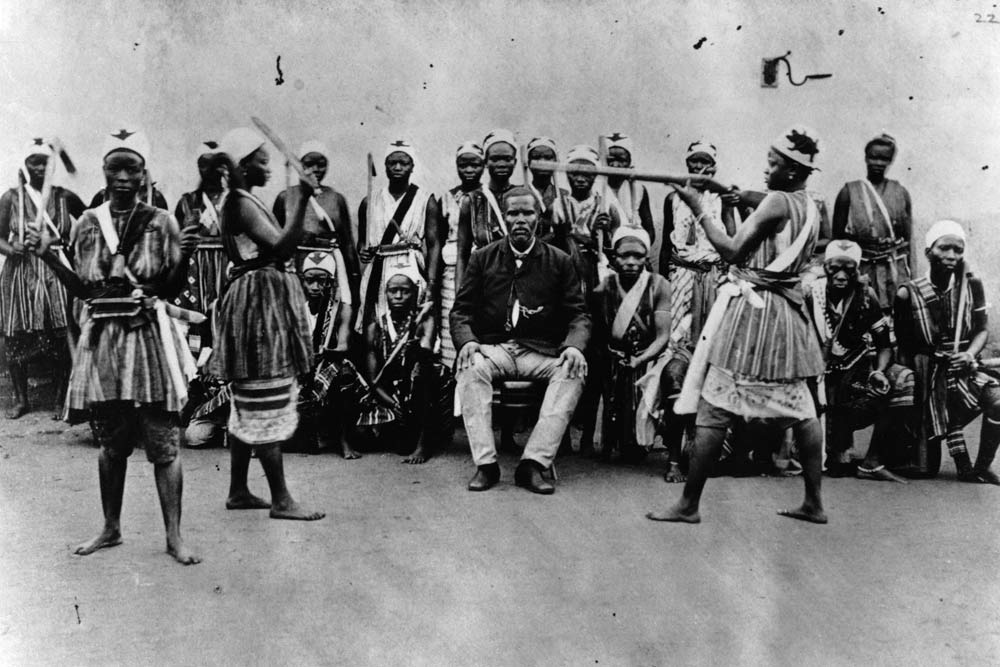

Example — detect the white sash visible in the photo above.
[859,179,895,240]
[674,194,818,414]
[610,270,651,341]
[308,195,335,232]
[200,192,220,232]
[91,202,200,402]
[482,187,509,237]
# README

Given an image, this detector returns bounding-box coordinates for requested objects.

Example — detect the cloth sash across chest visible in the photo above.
[675,194,818,414]
[87,202,203,404]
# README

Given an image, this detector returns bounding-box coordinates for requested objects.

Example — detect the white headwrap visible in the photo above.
[197,140,219,156]
[925,220,967,249]
[103,128,151,162]
[384,139,415,162]
[483,129,517,156]
[299,140,330,160]
[455,140,484,160]
[612,226,651,251]
[772,125,820,171]
[385,262,424,290]
[220,127,265,164]
[23,137,52,162]
[301,250,338,277]
[605,132,633,159]
[567,144,599,166]
[824,239,862,265]
[685,140,717,163]
[866,131,898,159]
[526,136,557,157]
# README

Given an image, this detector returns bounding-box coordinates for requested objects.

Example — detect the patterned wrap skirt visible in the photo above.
[0,251,69,336]
[210,266,313,382]
[229,377,299,445]
[66,309,190,415]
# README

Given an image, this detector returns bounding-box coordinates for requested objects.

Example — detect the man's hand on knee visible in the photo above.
[457,342,482,372]
[559,346,587,379]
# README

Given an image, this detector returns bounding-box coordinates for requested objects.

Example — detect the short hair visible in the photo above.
[502,186,541,213]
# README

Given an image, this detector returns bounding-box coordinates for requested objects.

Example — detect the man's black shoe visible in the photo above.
[514,460,555,495]
[468,463,501,491]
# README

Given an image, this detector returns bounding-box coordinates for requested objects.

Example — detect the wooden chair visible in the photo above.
[492,379,561,480]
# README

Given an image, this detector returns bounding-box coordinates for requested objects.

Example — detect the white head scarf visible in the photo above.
[220,127,265,164]
[483,129,517,156]
[103,128,151,163]
[685,140,718,163]
[566,144,599,166]
[299,140,330,160]
[824,239,862,265]
[605,132,633,160]
[455,140,484,160]
[301,250,338,277]
[612,225,651,252]
[23,137,52,162]
[925,220,967,249]
[772,125,820,171]
[526,136,557,157]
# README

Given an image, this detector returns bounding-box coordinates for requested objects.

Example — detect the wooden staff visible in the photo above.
[520,143,531,187]
[366,152,375,244]
[529,160,733,195]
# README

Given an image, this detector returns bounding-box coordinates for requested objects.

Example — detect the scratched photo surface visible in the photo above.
[1,1,999,665]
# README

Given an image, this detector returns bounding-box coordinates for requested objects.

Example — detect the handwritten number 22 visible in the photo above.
[974,13,1000,23]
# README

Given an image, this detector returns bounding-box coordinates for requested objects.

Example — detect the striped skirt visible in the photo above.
[229,377,299,445]
[707,290,825,380]
[67,310,190,414]
[439,264,457,367]
[210,267,313,381]
[0,252,69,336]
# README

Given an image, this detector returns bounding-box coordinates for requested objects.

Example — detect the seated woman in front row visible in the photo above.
[356,265,454,464]
[593,227,680,470]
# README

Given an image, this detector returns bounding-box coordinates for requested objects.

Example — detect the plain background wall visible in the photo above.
[2,0,998,324]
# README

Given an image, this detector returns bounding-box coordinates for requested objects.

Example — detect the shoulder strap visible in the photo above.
[764,192,817,272]
[482,187,509,237]
[859,179,895,240]
[378,184,420,246]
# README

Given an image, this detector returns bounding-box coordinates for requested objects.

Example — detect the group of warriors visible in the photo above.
[2,119,998,563]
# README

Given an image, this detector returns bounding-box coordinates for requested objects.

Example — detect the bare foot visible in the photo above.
[73,528,122,555]
[646,505,700,523]
[167,540,201,565]
[663,464,686,484]
[857,465,908,484]
[270,501,325,521]
[402,448,427,464]
[225,492,271,510]
[777,505,828,524]
[6,403,29,420]
[342,446,361,460]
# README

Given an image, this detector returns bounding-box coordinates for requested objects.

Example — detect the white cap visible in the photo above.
[220,127,266,164]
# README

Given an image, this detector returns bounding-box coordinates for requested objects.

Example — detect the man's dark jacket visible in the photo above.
[450,238,591,357]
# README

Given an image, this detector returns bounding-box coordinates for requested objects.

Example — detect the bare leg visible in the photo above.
[858,411,908,483]
[647,426,727,523]
[6,361,29,419]
[778,418,828,523]
[73,450,126,554]
[226,437,271,509]
[153,459,200,565]
[255,443,325,520]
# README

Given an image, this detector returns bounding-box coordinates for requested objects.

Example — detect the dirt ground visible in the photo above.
[1,407,998,666]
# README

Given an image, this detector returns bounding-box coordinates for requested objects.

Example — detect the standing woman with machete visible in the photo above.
[31,129,201,563]
[0,138,85,418]
[210,126,324,521]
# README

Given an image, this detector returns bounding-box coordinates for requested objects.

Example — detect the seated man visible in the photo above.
[894,220,1000,483]
[357,265,454,464]
[805,240,915,482]
[451,186,591,494]
[295,250,358,457]
[593,227,672,464]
